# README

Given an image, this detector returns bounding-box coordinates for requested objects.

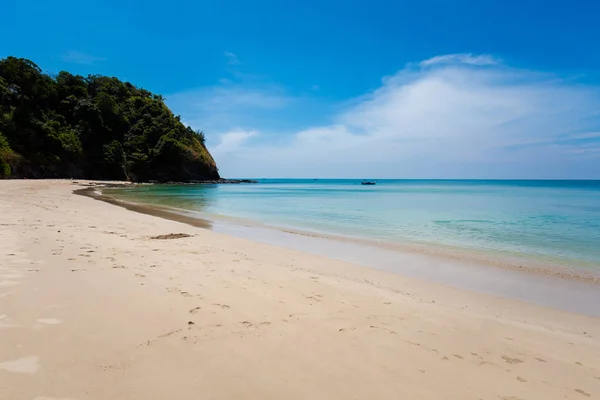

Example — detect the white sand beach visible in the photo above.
[1,180,599,399]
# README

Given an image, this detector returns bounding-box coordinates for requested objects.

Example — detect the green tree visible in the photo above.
[0,56,220,181]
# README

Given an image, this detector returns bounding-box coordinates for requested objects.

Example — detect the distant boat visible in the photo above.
[361,180,376,185]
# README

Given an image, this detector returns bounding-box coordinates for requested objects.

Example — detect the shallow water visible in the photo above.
[105,179,600,273]
[211,220,600,317]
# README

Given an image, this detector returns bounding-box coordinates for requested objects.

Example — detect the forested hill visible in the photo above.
[0,56,220,181]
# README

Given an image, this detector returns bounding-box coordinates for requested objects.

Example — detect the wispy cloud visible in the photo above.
[570,132,600,140]
[567,146,600,154]
[61,51,106,65]
[224,51,240,65]
[419,53,500,67]
[167,84,294,135]
[213,130,257,154]
[172,53,600,179]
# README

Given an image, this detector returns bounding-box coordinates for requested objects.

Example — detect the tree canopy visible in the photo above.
[0,56,219,181]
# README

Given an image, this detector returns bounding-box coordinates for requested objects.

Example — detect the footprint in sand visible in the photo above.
[213,303,230,309]
[575,389,591,397]
[501,355,524,364]
[516,376,527,383]
[0,356,40,374]
[189,307,201,314]
[150,233,192,240]
[478,361,498,368]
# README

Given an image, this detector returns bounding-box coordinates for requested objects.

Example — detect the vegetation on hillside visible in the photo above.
[0,57,219,181]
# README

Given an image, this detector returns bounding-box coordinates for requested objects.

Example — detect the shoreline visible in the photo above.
[95,183,600,285]
[1,179,599,399]
[84,183,600,317]
[204,211,600,283]
[74,187,213,229]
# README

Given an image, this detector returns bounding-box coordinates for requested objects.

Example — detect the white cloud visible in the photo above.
[213,130,257,153]
[224,51,240,65]
[419,53,500,67]
[166,83,298,137]
[169,86,290,114]
[172,53,600,179]
[61,51,105,65]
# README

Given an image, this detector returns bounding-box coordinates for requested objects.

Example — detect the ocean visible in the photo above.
[104,179,600,275]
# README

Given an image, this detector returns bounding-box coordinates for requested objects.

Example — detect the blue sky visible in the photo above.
[2,0,600,178]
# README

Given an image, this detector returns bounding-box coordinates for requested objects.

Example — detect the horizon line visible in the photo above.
[229,178,600,181]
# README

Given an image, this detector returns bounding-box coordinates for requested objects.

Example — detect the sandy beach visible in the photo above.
[1,180,599,400]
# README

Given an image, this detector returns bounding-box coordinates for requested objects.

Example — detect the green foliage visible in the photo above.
[0,132,9,150]
[0,56,219,181]
[0,157,9,178]
[195,130,206,144]
[0,132,12,178]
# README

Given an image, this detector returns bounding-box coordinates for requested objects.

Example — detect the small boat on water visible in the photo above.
[361,180,376,185]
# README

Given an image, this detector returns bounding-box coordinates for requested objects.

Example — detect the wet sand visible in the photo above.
[211,221,600,317]
[86,184,600,316]
[1,180,599,400]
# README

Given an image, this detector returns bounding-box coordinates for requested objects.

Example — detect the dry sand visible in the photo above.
[1,180,599,400]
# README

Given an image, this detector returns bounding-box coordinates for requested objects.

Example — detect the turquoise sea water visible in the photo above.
[106,180,600,272]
